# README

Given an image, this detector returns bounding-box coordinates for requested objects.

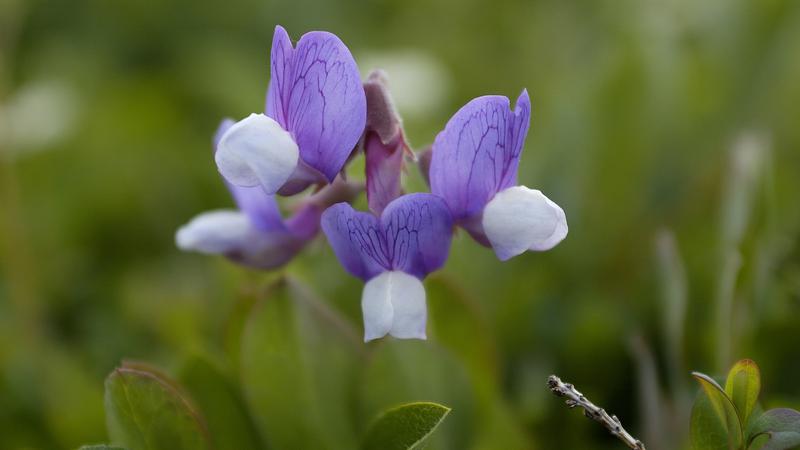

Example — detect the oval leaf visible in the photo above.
[362,402,451,450]
[749,408,800,450]
[105,366,212,450]
[725,359,761,425]
[240,277,362,450]
[692,391,734,450]
[359,340,476,450]
[178,356,265,450]
[691,372,743,450]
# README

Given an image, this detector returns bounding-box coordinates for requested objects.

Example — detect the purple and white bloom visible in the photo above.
[215,25,366,196]
[363,70,412,216]
[177,119,358,269]
[321,193,453,342]
[429,90,568,261]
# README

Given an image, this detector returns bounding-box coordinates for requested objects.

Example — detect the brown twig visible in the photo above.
[548,375,646,450]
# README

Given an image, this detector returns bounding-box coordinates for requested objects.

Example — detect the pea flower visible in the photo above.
[177,119,359,269]
[215,25,366,196]
[318,69,449,342]
[321,194,453,341]
[428,90,568,261]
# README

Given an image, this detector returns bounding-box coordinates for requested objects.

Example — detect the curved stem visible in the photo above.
[548,375,646,450]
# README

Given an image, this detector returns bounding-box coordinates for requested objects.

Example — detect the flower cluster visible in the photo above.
[177,26,568,342]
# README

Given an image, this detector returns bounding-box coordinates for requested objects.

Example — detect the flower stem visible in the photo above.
[547,375,646,450]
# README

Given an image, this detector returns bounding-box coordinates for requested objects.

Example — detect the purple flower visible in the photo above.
[363,70,411,215]
[215,26,366,196]
[177,119,359,269]
[429,90,567,261]
[321,193,453,341]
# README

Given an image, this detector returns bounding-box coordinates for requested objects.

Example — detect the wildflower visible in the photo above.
[319,71,448,342]
[215,26,366,196]
[177,119,359,269]
[428,90,567,261]
[321,194,453,341]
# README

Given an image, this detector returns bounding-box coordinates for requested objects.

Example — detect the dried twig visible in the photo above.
[548,375,646,450]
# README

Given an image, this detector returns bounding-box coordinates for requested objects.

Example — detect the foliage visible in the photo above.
[362,402,451,450]
[80,279,451,450]
[104,362,213,450]
[2,0,800,449]
[691,360,800,450]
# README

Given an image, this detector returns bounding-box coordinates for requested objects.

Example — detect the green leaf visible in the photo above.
[104,364,212,450]
[178,356,265,450]
[240,277,362,450]
[725,359,761,425]
[362,402,451,450]
[748,408,800,450]
[690,372,744,450]
[359,340,477,450]
[748,434,770,450]
[692,391,734,450]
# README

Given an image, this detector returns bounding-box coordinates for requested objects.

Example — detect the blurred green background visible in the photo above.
[2,0,800,448]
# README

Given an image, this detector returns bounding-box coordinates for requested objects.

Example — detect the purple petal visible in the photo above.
[322,194,453,281]
[265,25,366,182]
[266,26,293,128]
[429,90,531,221]
[365,132,405,216]
[363,70,409,215]
[228,186,289,233]
[416,145,433,186]
[321,203,390,280]
[286,176,362,244]
[233,201,325,269]
[275,160,325,196]
[231,184,348,248]
[284,203,322,240]
[380,193,453,279]
[364,70,402,145]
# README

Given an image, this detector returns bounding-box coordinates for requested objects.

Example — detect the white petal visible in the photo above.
[482,185,568,261]
[385,271,427,340]
[361,271,427,342]
[361,274,394,342]
[176,210,253,254]
[176,210,300,269]
[215,113,299,194]
[528,196,568,252]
